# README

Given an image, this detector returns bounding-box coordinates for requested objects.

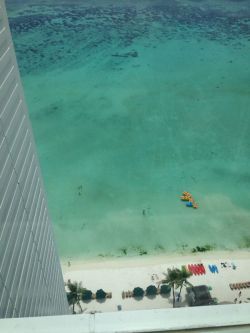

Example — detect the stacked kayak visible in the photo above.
[180,191,198,209]
[187,264,206,275]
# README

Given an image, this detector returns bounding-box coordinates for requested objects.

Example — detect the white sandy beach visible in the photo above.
[61,250,250,313]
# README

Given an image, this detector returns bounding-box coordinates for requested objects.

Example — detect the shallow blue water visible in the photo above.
[6,0,250,259]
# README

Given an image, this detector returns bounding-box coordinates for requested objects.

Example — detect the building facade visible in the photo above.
[0,1,69,318]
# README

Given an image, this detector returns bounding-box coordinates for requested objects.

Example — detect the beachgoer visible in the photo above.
[234,298,237,303]
[239,291,242,297]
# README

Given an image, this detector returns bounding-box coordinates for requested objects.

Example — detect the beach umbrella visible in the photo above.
[96,289,107,299]
[160,284,171,295]
[146,285,158,296]
[82,289,92,301]
[133,287,144,298]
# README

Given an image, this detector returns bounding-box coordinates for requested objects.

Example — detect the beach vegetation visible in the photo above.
[162,266,192,307]
[146,285,158,296]
[133,287,144,298]
[177,266,193,302]
[120,247,127,255]
[66,281,85,314]
[160,284,171,295]
[192,244,214,253]
[96,289,107,299]
[162,268,179,307]
[133,246,148,256]
[67,292,75,306]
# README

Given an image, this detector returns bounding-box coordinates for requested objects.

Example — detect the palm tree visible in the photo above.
[162,268,180,308]
[66,281,85,314]
[177,266,193,302]
[161,267,192,307]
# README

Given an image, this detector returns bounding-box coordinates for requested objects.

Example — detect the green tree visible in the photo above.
[177,266,193,302]
[66,281,85,314]
[162,267,192,307]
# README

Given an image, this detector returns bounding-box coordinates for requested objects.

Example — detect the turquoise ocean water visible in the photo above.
[6,0,250,260]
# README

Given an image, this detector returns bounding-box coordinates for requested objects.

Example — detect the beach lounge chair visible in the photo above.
[198,264,206,274]
[123,290,133,298]
[106,292,112,298]
[122,291,129,298]
[190,264,199,275]
[194,265,200,275]
[188,264,206,275]
[188,264,197,275]
[208,264,218,274]
[229,282,250,290]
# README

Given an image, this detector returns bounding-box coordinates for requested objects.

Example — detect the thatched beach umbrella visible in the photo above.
[133,287,144,298]
[96,289,107,300]
[160,284,171,295]
[146,285,158,296]
[82,289,92,301]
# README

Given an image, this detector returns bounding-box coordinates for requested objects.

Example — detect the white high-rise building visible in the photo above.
[0,0,69,318]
